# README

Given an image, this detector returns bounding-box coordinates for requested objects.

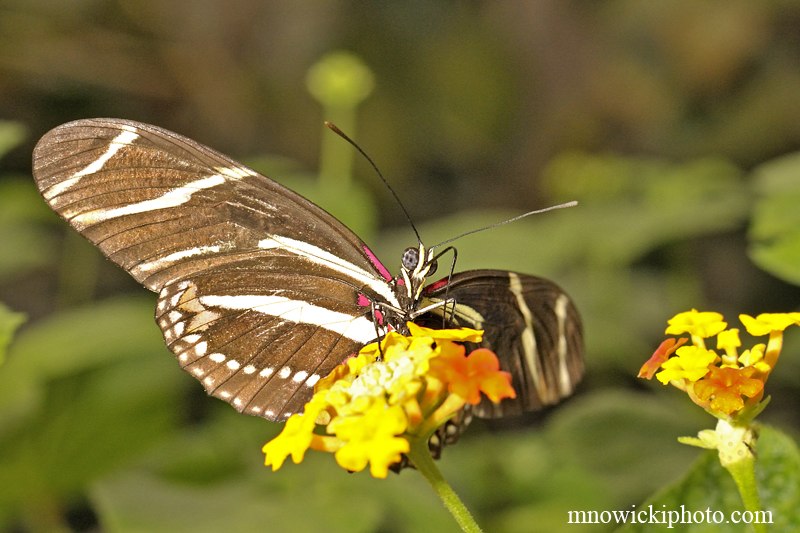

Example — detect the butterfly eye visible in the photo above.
[401,247,419,270]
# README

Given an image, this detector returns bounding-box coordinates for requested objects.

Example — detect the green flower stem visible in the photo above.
[681,420,766,533]
[724,456,766,533]
[407,437,483,533]
[714,420,765,533]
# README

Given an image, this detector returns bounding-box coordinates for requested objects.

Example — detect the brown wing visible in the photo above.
[421,270,584,417]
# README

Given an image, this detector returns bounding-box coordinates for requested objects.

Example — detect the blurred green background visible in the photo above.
[1,1,800,532]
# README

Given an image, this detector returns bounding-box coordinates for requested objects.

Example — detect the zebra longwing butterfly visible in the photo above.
[32,118,583,421]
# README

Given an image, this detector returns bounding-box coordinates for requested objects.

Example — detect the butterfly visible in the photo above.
[32,118,583,422]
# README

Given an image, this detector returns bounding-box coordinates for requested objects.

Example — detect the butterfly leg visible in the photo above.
[426,246,459,328]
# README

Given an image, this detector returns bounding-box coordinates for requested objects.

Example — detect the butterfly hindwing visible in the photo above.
[155,262,374,420]
[420,270,584,417]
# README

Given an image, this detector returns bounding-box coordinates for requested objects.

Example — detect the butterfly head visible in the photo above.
[399,243,438,303]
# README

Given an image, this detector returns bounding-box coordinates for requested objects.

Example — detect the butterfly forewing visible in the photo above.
[421,270,584,417]
[33,119,394,420]
[33,119,389,292]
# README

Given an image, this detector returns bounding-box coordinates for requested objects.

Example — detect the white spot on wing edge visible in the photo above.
[292,370,309,383]
[278,366,291,379]
[306,374,321,387]
[163,326,176,343]
[44,127,139,202]
[209,353,226,363]
[226,360,241,371]
[167,290,182,308]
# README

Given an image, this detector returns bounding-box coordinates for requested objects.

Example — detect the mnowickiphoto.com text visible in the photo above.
[567,504,773,528]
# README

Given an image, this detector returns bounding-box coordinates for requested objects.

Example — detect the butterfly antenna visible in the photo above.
[433,201,578,248]
[325,121,422,243]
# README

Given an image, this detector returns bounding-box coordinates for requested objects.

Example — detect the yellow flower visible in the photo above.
[655,345,716,385]
[641,309,798,422]
[262,397,326,471]
[738,344,769,374]
[665,309,726,338]
[262,323,514,478]
[716,329,741,352]
[739,312,800,336]
[329,400,410,478]
[716,329,741,367]
[739,312,800,375]
[646,311,796,523]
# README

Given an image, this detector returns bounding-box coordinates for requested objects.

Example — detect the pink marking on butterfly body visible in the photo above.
[356,293,386,325]
[363,245,393,281]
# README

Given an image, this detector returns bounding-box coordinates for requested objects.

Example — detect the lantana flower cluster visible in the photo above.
[639,310,800,421]
[263,322,516,478]
[639,309,800,522]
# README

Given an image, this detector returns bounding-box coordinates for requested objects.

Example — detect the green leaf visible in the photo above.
[439,390,708,533]
[0,297,185,526]
[0,121,26,160]
[92,412,460,533]
[0,303,25,365]
[378,207,586,279]
[379,153,748,281]
[748,152,800,285]
[0,296,165,417]
[0,180,58,281]
[619,425,800,532]
[542,152,750,267]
